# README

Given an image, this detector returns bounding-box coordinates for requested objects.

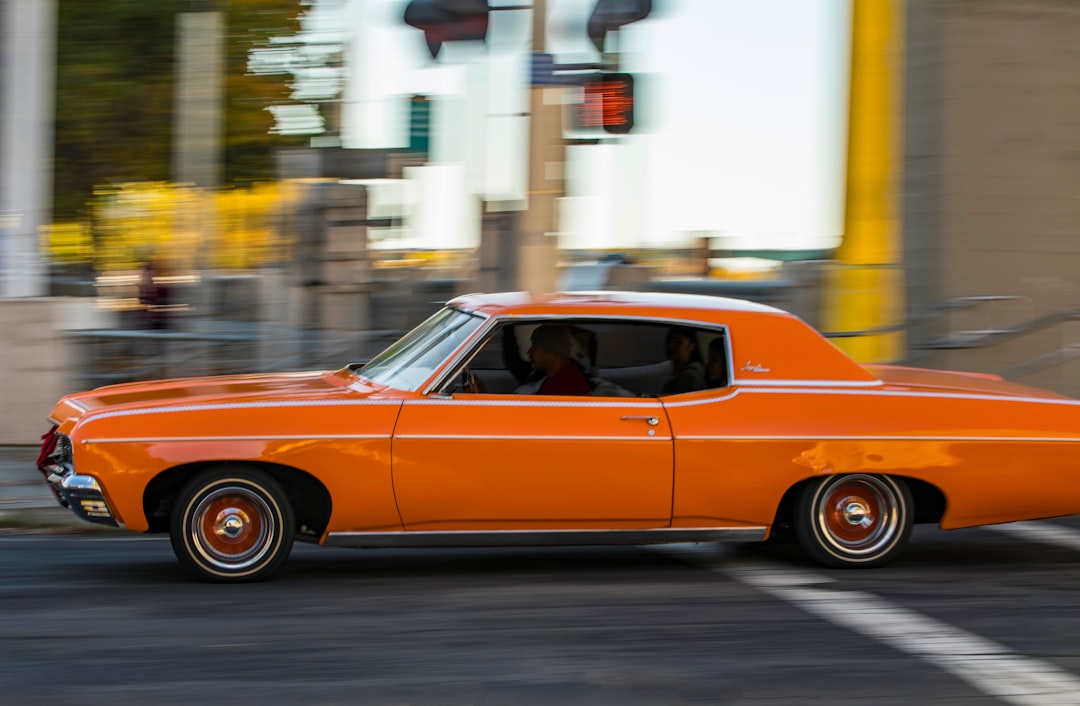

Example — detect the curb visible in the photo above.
[0,445,101,532]
[0,507,127,535]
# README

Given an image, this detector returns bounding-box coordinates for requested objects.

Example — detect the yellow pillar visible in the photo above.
[822,0,905,362]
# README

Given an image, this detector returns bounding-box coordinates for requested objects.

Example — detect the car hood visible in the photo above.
[863,364,1074,400]
[48,369,380,426]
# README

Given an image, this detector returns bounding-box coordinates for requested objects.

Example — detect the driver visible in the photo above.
[514,324,591,396]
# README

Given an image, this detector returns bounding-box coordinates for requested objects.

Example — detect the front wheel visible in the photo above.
[170,466,295,582]
[794,474,912,568]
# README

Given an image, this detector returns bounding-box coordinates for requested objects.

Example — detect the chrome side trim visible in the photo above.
[395,434,672,441]
[82,433,671,444]
[664,385,1080,409]
[81,434,390,445]
[676,434,1080,443]
[323,526,767,548]
[738,386,1080,406]
[85,399,404,421]
[409,398,664,408]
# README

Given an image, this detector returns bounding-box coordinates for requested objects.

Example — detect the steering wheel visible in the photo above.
[460,367,484,394]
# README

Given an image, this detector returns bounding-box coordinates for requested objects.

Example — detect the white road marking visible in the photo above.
[985,521,1080,552]
[655,545,1080,705]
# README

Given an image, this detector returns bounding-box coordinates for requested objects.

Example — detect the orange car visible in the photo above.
[38,291,1080,581]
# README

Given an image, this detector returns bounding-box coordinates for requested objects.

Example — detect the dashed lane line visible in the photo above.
[985,521,1080,552]
[654,544,1080,706]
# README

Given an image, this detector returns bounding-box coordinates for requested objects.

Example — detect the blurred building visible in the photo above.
[901,0,1080,394]
[6,0,1080,445]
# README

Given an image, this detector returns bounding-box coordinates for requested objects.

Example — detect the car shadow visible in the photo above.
[55,521,1080,586]
[276,543,711,583]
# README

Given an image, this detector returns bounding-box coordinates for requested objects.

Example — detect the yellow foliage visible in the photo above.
[40,222,93,263]
[46,181,304,273]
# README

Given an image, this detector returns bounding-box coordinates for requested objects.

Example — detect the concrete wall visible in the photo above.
[0,298,111,444]
[902,0,945,330]
[905,0,1080,394]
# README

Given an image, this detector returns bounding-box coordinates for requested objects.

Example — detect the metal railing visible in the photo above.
[823,294,1080,380]
[66,325,403,391]
[65,292,1080,390]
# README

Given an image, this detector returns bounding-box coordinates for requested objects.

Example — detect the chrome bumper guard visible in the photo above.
[45,468,119,528]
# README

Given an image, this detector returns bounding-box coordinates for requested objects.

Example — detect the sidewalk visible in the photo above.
[0,445,111,531]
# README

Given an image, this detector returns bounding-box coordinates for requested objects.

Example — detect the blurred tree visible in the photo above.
[53,0,306,220]
[223,0,310,183]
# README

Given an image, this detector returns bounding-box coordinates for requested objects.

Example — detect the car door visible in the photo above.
[391,393,674,531]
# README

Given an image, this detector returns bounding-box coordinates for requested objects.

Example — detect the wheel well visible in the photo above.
[771,474,946,534]
[143,461,333,539]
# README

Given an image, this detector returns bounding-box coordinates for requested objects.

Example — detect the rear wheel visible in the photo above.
[170,466,294,582]
[794,474,912,568]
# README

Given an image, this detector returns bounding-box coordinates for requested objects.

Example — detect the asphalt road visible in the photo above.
[5,522,1080,706]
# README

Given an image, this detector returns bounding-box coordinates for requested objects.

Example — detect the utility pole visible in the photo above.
[515,0,563,294]
[406,0,592,295]
[0,0,55,298]
[174,2,224,190]
[174,1,224,324]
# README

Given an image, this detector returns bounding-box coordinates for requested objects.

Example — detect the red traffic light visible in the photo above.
[575,72,635,135]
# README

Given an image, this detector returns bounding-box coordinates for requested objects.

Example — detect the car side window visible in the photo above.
[444,321,640,397]
[702,330,729,389]
[443,320,728,398]
[651,325,730,396]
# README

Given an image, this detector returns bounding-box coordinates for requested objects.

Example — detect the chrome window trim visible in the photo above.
[731,378,884,388]
[420,308,499,395]
[354,306,490,392]
[423,314,737,398]
[662,389,742,407]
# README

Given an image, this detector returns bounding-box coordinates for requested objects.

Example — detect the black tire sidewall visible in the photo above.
[170,466,295,582]
[794,474,913,569]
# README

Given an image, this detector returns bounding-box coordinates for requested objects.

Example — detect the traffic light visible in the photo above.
[574,72,634,135]
[587,0,652,54]
[403,0,490,60]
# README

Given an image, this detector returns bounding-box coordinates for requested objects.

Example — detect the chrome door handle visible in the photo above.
[621,415,659,426]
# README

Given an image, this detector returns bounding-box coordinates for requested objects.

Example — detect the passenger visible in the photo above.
[660,326,706,395]
[514,324,592,396]
[705,336,728,388]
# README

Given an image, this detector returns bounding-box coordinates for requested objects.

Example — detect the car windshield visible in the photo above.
[350,306,486,391]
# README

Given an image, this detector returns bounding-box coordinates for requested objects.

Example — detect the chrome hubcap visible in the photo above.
[189,484,276,571]
[816,474,902,558]
[217,509,248,539]
[842,500,870,526]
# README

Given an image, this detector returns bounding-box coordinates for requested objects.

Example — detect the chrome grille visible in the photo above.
[43,432,74,474]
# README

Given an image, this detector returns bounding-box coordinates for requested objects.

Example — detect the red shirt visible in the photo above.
[537,363,591,396]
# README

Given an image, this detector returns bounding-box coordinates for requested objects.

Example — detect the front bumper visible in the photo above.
[39,427,119,528]
[45,467,119,528]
